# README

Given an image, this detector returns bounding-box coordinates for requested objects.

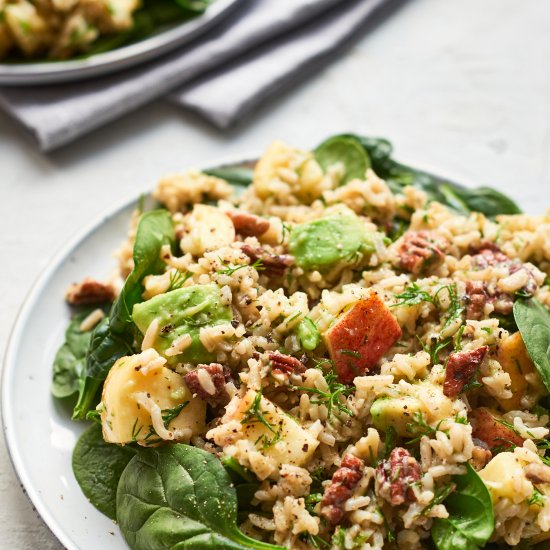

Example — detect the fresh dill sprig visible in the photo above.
[529,488,544,507]
[218,258,265,276]
[130,418,143,442]
[293,359,354,419]
[392,282,465,333]
[383,426,398,458]
[301,534,330,549]
[241,389,281,450]
[167,270,193,292]
[391,283,433,308]
[453,324,466,351]
[162,402,189,429]
[430,337,453,365]
[421,484,454,516]
[280,222,291,245]
[405,411,447,445]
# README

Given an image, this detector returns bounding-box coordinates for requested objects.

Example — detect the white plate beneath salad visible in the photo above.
[1,154,482,550]
[0,0,241,86]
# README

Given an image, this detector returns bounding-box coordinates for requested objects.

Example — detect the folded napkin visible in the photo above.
[0,0,400,152]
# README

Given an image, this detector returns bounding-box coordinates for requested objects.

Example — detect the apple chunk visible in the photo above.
[325,293,402,383]
[470,407,524,451]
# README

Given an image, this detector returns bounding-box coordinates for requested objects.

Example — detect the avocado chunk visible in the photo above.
[370,396,426,437]
[132,283,232,365]
[289,208,383,272]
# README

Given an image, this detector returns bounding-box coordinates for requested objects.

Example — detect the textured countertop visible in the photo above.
[1,0,549,548]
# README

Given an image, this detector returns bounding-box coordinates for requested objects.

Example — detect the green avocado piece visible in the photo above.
[314,136,371,185]
[289,208,383,272]
[370,396,425,437]
[132,283,232,365]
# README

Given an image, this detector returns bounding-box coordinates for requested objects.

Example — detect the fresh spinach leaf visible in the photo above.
[314,136,371,185]
[432,463,494,550]
[73,210,175,420]
[491,312,518,332]
[221,456,260,512]
[205,166,254,190]
[116,444,284,550]
[110,209,175,334]
[72,423,135,520]
[513,298,550,393]
[51,307,100,399]
[221,455,257,484]
[336,133,521,218]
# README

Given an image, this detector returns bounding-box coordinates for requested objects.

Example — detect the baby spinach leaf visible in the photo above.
[205,166,254,189]
[72,423,135,520]
[110,209,175,335]
[221,456,260,512]
[432,463,494,550]
[315,136,371,185]
[336,133,521,218]
[513,298,550,393]
[117,444,284,550]
[73,210,175,420]
[51,307,99,399]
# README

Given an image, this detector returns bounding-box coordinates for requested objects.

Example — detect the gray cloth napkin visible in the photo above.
[0,0,399,151]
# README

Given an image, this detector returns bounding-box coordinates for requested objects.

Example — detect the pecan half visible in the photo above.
[443,346,488,397]
[465,281,513,319]
[227,211,270,238]
[470,445,492,471]
[241,243,294,277]
[65,278,115,305]
[321,454,364,525]
[183,363,231,401]
[268,351,305,374]
[397,231,447,274]
[376,447,421,506]
[470,247,538,298]
[525,463,550,484]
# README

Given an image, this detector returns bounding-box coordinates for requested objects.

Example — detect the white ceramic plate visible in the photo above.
[1,156,474,549]
[0,0,241,86]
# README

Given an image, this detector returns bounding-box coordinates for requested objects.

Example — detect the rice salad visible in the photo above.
[53,135,550,550]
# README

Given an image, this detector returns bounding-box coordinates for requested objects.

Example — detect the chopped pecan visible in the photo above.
[443,346,488,397]
[227,211,270,238]
[468,242,503,255]
[465,281,513,319]
[508,262,538,296]
[465,281,489,320]
[471,247,511,269]
[470,445,492,471]
[65,278,115,305]
[268,351,305,374]
[321,454,364,525]
[470,407,524,451]
[468,247,539,307]
[525,463,550,484]
[397,231,447,274]
[376,447,421,506]
[183,363,231,401]
[241,243,294,277]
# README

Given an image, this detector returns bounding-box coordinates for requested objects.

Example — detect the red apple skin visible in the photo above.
[325,293,402,383]
[470,407,524,451]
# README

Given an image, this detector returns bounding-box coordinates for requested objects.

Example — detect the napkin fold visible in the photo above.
[0,0,400,151]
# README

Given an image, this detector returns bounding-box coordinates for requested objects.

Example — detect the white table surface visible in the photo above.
[1,0,549,548]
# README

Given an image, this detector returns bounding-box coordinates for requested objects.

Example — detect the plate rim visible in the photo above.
[1,152,479,549]
[0,0,241,86]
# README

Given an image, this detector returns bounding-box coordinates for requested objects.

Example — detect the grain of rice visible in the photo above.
[79,308,104,332]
